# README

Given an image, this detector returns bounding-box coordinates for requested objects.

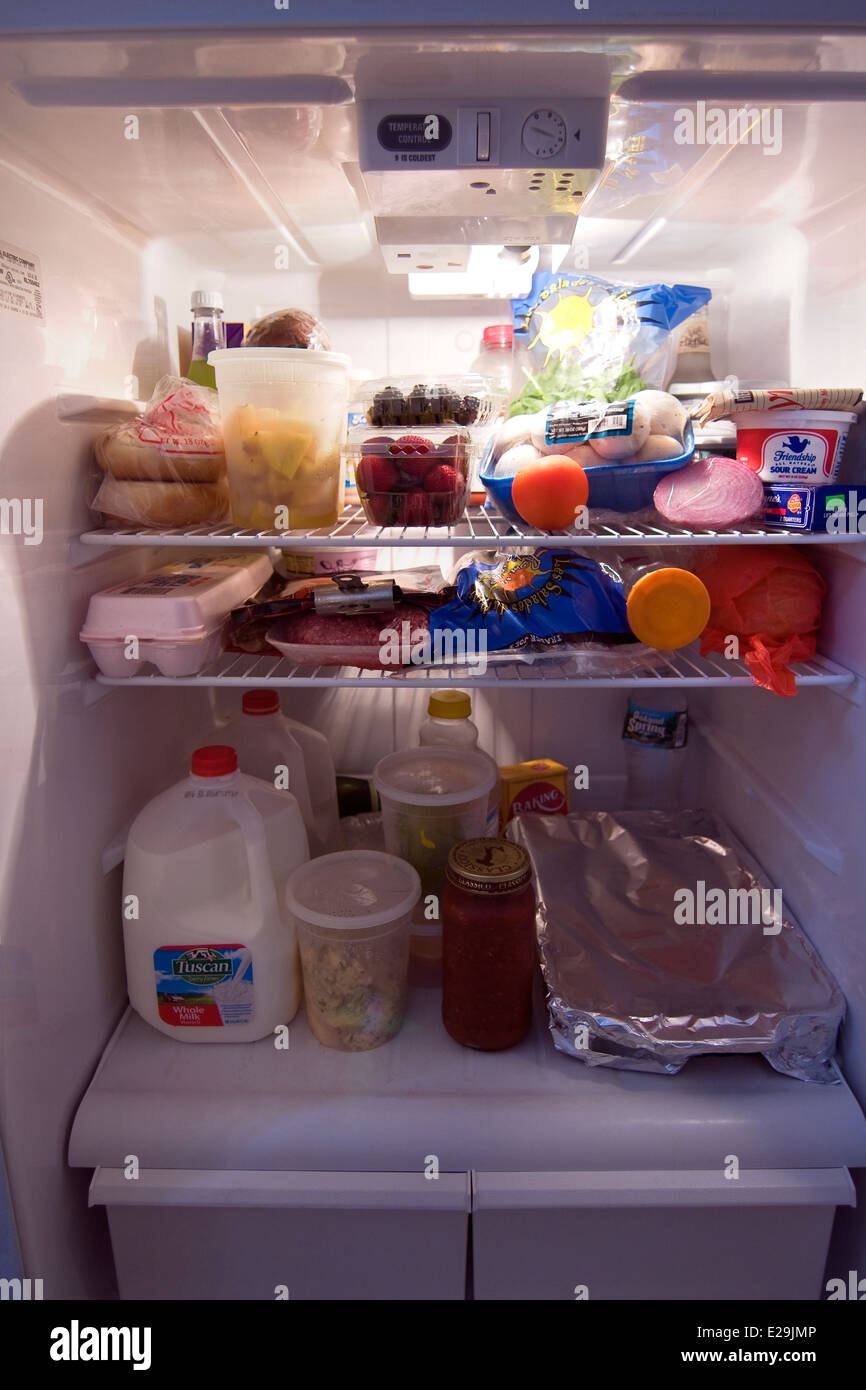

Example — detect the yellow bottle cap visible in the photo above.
[427,689,472,720]
[626,568,711,650]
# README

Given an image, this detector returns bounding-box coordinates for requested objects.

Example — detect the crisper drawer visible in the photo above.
[90,1169,469,1301]
[472,1169,855,1301]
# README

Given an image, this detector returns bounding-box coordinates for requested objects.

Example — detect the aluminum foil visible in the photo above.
[510,810,844,1083]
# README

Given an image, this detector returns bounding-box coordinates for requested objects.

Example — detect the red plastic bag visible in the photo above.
[696,546,825,697]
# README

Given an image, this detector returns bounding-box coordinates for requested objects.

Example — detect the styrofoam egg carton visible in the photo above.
[80,551,273,678]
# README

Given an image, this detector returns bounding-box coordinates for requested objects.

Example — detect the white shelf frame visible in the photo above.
[77,504,866,551]
[93,647,854,691]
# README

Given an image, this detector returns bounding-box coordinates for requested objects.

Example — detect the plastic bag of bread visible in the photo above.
[91,375,230,527]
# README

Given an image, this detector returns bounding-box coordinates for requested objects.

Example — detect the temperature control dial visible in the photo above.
[521,108,567,159]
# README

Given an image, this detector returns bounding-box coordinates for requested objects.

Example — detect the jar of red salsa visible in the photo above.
[441,838,536,1050]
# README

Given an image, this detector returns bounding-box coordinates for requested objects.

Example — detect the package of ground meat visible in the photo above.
[267,602,437,670]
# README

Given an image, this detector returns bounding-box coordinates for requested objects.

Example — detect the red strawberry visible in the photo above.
[357,455,400,495]
[402,488,433,526]
[400,454,436,482]
[368,493,396,525]
[438,432,467,463]
[393,434,434,456]
[360,434,395,455]
[430,492,463,525]
[423,463,462,494]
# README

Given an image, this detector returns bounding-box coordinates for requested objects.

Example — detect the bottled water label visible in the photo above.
[623,702,688,750]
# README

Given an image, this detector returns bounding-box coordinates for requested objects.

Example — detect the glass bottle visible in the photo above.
[188,289,226,390]
[442,838,536,1050]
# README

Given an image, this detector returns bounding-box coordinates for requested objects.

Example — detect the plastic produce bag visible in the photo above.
[508,271,710,418]
[91,375,229,527]
[696,545,826,696]
[431,548,631,655]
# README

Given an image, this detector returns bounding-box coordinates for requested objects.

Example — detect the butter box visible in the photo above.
[763,484,866,533]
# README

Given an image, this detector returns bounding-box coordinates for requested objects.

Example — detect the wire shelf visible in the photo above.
[78,504,866,551]
[94,648,854,691]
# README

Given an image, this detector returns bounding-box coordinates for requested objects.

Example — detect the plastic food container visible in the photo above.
[372,748,497,900]
[285,850,421,1051]
[210,347,350,531]
[80,551,273,677]
[480,420,695,520]
[735,410,855,484]
[360,374,507,429]
[347,425,472,527]
[275,548,379,577]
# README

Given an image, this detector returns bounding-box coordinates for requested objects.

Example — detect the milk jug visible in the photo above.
[123,745,308,1041]
[224,690,341,856]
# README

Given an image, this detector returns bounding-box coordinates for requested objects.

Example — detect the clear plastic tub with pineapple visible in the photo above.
[210,348,350,531]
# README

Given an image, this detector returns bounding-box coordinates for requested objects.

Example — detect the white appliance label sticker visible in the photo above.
[0,240,44,321]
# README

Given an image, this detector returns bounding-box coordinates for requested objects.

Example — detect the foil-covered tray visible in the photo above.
[510,810,844,1083]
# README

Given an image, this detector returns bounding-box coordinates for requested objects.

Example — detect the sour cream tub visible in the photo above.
[736,410,855,484]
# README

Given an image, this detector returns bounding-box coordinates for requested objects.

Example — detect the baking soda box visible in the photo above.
[500,759,569,827]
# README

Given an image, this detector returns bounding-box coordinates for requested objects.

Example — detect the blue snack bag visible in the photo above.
[509,271,710,418]
[431,549,632,656]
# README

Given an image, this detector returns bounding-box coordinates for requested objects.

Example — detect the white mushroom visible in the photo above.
[630,433,684,464]
[495,443,544,478]
[630,389,688,441]
[528,409,556,452]
[588,398,651,459]
[493,412,534,459]
[559,442,604,469]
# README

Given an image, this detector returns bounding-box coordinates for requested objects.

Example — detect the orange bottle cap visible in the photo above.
[626,568,711,650]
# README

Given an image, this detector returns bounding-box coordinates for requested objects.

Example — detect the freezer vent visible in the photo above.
[380,246,471,275]
[527,170,583,201]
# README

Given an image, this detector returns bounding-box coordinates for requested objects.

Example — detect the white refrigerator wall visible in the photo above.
[0,163,219,1297]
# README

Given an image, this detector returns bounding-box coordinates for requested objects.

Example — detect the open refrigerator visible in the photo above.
[2,8,866,1307]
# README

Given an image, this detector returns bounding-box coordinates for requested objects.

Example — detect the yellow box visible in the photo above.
[499,759,569,827]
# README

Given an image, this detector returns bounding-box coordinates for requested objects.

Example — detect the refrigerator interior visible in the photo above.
[1,25,866,1298]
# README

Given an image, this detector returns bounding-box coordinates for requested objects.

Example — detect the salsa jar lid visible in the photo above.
[446,839,531,895]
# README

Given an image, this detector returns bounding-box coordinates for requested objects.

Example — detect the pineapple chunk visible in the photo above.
[258,420,316,481]
[247,500,278,530]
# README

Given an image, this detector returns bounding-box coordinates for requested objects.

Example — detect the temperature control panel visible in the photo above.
[358,96,608,172]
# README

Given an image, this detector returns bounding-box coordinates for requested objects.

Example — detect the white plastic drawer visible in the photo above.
[472,1169,852,1301]
[90,1166,469,1210]
[473,1168,855,1209]
[92,1168,469,1301]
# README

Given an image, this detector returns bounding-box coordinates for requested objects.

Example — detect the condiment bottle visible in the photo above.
[441,838,536,1050]
[188,289,226,390]
[615,556,710,650]
[419,689,500,835]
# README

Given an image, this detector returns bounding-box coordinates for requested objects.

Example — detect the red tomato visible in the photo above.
[511,456,589,531]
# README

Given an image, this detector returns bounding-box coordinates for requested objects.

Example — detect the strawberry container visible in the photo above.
[348,425,472,528]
